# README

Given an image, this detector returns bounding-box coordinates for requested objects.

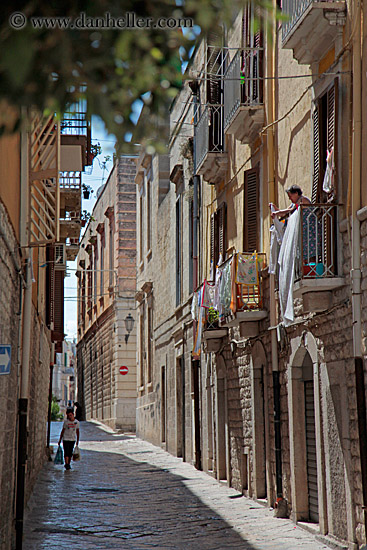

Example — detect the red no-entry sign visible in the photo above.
[119,366,129,375]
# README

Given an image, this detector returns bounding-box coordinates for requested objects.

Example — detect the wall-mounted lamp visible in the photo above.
[124,313,134,344]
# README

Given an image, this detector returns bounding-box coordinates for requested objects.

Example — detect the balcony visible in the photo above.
[224,49,264,143]
[293,204,344,311]
[60,171,82,212]
[282,0,346,65]
[219,253,268,336]
[59,210,82,240]
[195,104,228,184]
[60,96,92,171]
[65,237,80,261]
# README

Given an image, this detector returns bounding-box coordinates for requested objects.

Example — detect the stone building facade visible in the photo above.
[76,157,137,431]
[134,3,367,549]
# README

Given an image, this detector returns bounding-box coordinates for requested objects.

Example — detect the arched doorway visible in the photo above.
[288,344,320,524]
[250,341,269,500]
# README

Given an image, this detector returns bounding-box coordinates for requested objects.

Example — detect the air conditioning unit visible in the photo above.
[54,243,66,270]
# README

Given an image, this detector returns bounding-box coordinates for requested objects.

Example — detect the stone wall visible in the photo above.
[0,199,21,550]
[0,199,52,550]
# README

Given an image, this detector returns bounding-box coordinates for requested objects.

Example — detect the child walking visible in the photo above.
[58,407,80,470]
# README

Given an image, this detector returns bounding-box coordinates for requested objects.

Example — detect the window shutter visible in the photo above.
[244,168,259,252]
[326,82,337,152]
[218,203,227,258]
[210,213,215,265]
[311,105,320,203]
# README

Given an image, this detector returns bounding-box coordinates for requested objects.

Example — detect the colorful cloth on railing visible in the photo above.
[235,253,258,285]
[219,259,232,316]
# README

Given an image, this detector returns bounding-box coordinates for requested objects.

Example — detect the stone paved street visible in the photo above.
[23,421,331,550]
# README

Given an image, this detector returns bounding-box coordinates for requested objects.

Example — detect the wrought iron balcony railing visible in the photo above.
[218,252,266,315]
[224,48,263,132]
[195,104,225,173]
[295,204,338,281]
[59,171,82,190]
[282,0,345,44]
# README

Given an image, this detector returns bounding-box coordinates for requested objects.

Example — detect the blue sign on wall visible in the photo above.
[0,346,11,375]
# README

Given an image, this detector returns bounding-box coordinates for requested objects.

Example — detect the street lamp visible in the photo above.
[124,313,134,344]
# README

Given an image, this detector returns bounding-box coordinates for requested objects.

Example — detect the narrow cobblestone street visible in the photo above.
[22,421,333,550]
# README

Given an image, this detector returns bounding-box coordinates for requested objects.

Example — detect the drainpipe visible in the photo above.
[267,0,283,502]
[190,79,200,291]
[15,253,33,550]
[350,2,367,542]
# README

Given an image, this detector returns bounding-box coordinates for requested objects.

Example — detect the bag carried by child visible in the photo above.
[54,444,64,465]
[73,445,81,461]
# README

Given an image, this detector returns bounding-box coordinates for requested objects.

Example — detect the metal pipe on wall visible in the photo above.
[350,1,367,541]
[15,254,33,549]
[266,0,283,502]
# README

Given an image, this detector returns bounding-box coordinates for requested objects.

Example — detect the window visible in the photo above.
[93,244,97,304]
[210,203,227,270]
[147,180,152,253]
[176,196,182,306]
[109,219,113,288]
[241,3,263,105]
[312,80,338,203]
[244,167,259,252]
[147,305,153,386]
[189,200,194,294]
[139,303,145,388]
[100,233,104,297]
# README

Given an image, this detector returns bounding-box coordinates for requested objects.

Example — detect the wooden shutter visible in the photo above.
[326,82,337,152]
[210,210,222,269]
[244,168,259,252]
[311,105,320,203]
[218,203,227,259]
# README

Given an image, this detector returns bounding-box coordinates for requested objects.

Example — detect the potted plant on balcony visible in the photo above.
[207,307,219,329]
[82,183,93,200]
[80,210,95,227]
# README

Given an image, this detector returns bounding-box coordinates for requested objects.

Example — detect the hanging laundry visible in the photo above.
[322,147,334,194]
[213,254,223,312]
[201,279,215,308]
[219,259,232,316]
[269,217,285,275]
[192,304,205,357]
[191,291,198,321]
[278,207,300,326]
[235,253,258,285]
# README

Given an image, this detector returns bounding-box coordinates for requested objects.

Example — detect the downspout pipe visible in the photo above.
[351,2,367,541]
[15,254,33,550]
[190,79,200,291]
[267,0,283,501]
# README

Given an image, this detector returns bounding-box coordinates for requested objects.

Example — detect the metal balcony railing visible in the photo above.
[282,0,340,42]
[295,204,338,281]
[61,95,89,137]
[59,211,81,222]
[59,172,82,190]
[217,252,266,314]
[224,48,263,131]
[195,104,225,172]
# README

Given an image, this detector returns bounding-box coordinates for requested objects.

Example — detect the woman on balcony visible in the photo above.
[270,184,321,270]
[269,184,311,219]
